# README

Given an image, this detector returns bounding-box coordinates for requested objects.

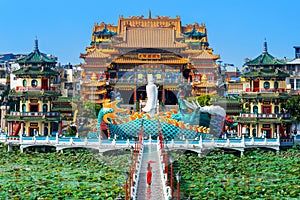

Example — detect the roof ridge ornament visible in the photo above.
[263,38,268,54]
[34,37,39,51]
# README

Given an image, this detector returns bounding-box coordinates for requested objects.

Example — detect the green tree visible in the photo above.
[187,94,211,107]
[285,95,300,122]
[78,101,101,119]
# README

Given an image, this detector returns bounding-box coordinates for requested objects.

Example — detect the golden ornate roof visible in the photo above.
[112,56,189,64]
[114,28,187,49]
[81,48,110,59]
[191,50,220,60]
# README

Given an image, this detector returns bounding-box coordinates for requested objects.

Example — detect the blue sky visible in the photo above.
[0,0,299,67]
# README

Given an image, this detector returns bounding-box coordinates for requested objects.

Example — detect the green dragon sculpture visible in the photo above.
[88,98,225,140]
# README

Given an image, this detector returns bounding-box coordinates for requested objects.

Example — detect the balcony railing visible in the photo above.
[240,113,290,118]
[10,112,60,117]
[15,86,56,92]
[245,88,286,93]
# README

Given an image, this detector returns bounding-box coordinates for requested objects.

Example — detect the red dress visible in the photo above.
[147,167,152,185]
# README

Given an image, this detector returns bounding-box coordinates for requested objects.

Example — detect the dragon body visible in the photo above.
[88,99,225,139]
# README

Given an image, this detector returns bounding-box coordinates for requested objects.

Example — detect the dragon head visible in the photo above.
[100,100,127,124]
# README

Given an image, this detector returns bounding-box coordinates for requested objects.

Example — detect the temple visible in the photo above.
[5,40,73,136]
[80,13,221,105]
[237,40,292,138]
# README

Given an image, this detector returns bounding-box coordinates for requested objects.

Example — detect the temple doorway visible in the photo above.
[164,90,178,105]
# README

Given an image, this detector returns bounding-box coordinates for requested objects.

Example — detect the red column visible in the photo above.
[134,87,137,103]
[177,181,180,200]
[170,164,173,199]
[162,87,165,104]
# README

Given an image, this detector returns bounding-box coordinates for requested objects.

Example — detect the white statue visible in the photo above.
[142,74,158,116]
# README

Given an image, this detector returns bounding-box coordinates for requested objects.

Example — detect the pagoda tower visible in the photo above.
[237,41,292,138]
[6,39,61,136]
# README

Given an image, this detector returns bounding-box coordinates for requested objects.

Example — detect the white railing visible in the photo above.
[157,137,172,200]
[130,143,143,200]
[166,135,279,149]
[240,113,290,118]
[5,135,281,152]
[6,135,133,148]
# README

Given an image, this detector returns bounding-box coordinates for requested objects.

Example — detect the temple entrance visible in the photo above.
[109,48,189,106]
[262,128,272,138]
[29,127,39,136]
[164,90,178,105]
[253,80,259,92]
[30,104,39,112]
[136,86,147,102]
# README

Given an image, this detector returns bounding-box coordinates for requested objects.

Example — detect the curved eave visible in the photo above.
[112,57,189,64]
[241,70,289,78]
[51,107,73,111]
[5,116,61,122]
[8,91,62,98]
[17,50,56,64]
[239,93,290,99]
[244,53,285,66]
[13,68,59,76]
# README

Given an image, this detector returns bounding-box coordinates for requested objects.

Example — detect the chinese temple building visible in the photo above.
[5,40,66,136]
[80,13,221,105]
[237,41,292,138]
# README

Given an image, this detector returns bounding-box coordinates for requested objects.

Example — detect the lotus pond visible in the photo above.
[173,149,300,199]
[0,147,130,199]
[1,146,300,200]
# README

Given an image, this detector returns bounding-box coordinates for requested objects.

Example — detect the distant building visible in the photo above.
[286,46,300,94]
[224,64,243,98]
[58,63,82,98]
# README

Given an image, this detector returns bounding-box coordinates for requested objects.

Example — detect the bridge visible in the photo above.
[4,135,133,153]
[3,135,280,155]
[1,133,282,200]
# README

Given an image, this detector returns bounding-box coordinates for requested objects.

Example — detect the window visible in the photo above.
[262,105,272,114]
[22,104,26,112]
[296,79,300,89]
[253,106,258,114]
[43,104,48,112]
[23,79,27,87]
[274,81,278,89]
[290,79,295,90]
[264,81,270,89]
[274,106,279,114]
[252,129,257,137]
[31,80,38,87]
[44,127,48,136]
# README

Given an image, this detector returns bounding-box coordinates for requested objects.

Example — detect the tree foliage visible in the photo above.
[78,101,101,119]
[187,94,211,107]
[285,95,300,122]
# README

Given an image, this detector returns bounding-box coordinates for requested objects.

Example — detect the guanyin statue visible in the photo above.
[142,74,158,117]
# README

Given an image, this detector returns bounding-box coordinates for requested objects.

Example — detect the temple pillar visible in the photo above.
[42,122,45,136]
[59,119,63,136]
[255,124,258,137]
[162,87,165,104]
[20,122,24,136]
[238,123,241,137]
[7,121,10,136]
[10,122,13,136]
[134,87,137,103]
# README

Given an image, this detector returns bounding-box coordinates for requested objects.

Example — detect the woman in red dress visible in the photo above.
[147,165,152,186]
